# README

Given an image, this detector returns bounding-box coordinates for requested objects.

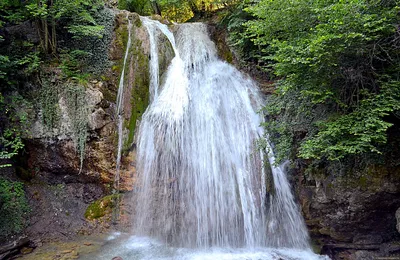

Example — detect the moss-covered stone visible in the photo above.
[84,194,121,220]
[125,32,150,148]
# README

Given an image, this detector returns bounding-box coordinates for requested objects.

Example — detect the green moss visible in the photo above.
[126,35,150,148]
[214,31,234,64]
[359,175,368,189]
[132,14,142,27]
[113,20,130,82]
[84,194,122,220]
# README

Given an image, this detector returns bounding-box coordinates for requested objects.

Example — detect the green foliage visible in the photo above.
[59,49,90,81]
[0,0,27,23]
[26,2,48,19]
[239,0,400,162]
[220,0,260,64]
[0,93,30,168]
[300,81,400,160]
[39,78,60,129]
[119,0,152,15]
[52,0,105,39]
[0,55,11,83]
[0,178,30,236]
[68,7,114,76]
[122,0,238,22]
[84,194,121,220]
[16,50,41,75]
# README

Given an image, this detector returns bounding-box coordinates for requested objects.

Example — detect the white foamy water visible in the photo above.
[135,20,313,250]
[79,235,328,260]
[141,17,178,102]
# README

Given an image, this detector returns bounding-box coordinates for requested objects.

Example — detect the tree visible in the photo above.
[242,0,400,161]
[24,0,104,54]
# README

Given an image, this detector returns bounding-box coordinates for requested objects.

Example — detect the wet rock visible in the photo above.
[353,234,383,245]
[396,208,400,233]
[380,242,400,255]
[295,163,400,259]
[17,9,170,247]
[351,250,379,260]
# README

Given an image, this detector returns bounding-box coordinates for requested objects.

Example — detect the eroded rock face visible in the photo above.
[293,162,400,259]
[17,10,174,243]
[24,11,171,189]
[25,182,104,242]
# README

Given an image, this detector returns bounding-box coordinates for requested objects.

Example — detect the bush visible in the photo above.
[0,178,30,236]
[240,0,400,162]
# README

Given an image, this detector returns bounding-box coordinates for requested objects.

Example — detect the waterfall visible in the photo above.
[141,17,178,102]
[115,16,132,193]
[134,21,310,249]
[81,17,329,260]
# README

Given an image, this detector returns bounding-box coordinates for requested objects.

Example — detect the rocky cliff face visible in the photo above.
[292,130,400,259]
[2,10,174,245]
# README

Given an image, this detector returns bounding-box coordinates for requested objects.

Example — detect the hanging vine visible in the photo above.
[64,83,89,173]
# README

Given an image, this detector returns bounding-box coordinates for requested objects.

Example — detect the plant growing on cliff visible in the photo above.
[241,0,400,162]
[64,83,89,173]
[0,177,30,236]
[0,93,30,168]
[39,78,60,130]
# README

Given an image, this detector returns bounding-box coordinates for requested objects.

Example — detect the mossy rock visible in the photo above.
[125,35,150,149]
[84,194,121,220]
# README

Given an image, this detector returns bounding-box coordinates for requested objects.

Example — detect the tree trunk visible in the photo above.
[35,19,44,51]
[51,19,56,54]
[50,0,56,54]
[150,0,161,16]
[43,19,49,53]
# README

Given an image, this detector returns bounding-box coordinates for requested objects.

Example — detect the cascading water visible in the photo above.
[134,20,311,249]
[141,17,178,102]
[115,16,132,193]
[82,17,329,260]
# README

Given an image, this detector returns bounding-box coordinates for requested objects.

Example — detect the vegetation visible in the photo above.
[0,177,30,236]
[0,0,112,169]
[0,0,112,237]
[119,0,238,22]
[84,194,121,220]
[225,0,400,163]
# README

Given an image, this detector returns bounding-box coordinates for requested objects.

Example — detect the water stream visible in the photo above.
[114,16,133,195]
[86,16,329,260]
